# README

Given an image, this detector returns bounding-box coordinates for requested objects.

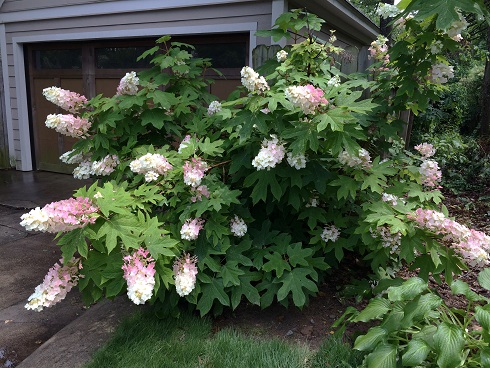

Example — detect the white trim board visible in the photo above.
[10,23,257,171]
[0,0,259,23]
[0,24,15,163]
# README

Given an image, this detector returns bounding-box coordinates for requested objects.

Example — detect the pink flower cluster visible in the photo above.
[180,218,205,241]
[91,155,120,176]
[178,135,198,154]
[368,35,390,71]
[419,160,442,188]
[173,253,198,297]
[190,185,210,203]
[20,197,98,233]
[410,208,490,267]
[183,158,208,187]
[285,85,328,115]
[414,142,436,158]
[45,114,91,138]
[116,71,139,96]
[42,87,88,114]
[252,135,285,170]
[25,258,80,311]
[122,248,156,305]
[129,153,173,182]
[240,66,269,93]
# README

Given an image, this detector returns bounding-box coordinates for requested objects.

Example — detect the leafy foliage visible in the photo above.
[335,269,490,367]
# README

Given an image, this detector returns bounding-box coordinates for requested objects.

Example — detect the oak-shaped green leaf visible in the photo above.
[276,268,318,307]
[196,276,230,316]
[263,251,291,278]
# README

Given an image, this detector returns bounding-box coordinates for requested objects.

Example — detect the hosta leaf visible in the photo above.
[402,339,431,366]
[387,277,427,301]
[478,268,490,291]
[354,327,387,351]
[365,343,397,368]
[433,322,465,368]
[451,279,488,302]
[480,347,490,367]
[476,305,490,332]
[352,298,391,322]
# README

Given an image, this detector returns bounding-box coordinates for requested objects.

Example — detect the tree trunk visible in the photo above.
[480,26,490,138]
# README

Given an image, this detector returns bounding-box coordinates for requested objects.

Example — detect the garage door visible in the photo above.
[26,35,247,173]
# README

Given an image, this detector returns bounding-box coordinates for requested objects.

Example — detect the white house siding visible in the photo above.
[1,0,274,170]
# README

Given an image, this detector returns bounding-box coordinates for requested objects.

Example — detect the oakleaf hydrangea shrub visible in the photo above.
[20,10,490,317]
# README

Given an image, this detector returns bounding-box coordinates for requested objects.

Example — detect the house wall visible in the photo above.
[1,0,273,170]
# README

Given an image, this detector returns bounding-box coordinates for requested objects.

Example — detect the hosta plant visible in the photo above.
[335,268,490,368]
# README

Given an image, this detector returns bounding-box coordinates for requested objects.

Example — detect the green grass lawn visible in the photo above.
[83,309,363,368]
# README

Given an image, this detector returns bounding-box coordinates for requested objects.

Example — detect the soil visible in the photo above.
[213,187,490,349]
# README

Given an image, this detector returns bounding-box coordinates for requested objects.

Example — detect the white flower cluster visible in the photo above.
[61,151,119,179]
[430,63,454,84]
[173,254,198,297]
[321,225,340,243]
[382,193,400,206]
[327,76,341,87]
[305,198,318,208]
[252,135,286,170]
[376,3,400,18]
[430,41,443,55]
[207,101,222,116]
[419,159,442,187]
[20,207,50,232]
[276,50,288,62]
[447,14,468,42]
[338,148,372,169]
[285,85,328,115]
[240,66,269,93]
[91,155,120,176]
[129,153,173,182]
[116,71,140,96]
[286,152,307,170]
[371,226,402,254]
[126,273,154,305]
[230,215,247,237]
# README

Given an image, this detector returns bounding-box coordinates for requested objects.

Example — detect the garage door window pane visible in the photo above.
[95,47,152,69]
[34,49,82,69]
[192,43,246,68]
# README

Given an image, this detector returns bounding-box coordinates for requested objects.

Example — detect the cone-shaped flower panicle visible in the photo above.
[122,248,156,305]
[173,253,198,297]
[25,258,80,312]
[42,87,87,114]
[20,197,98,233]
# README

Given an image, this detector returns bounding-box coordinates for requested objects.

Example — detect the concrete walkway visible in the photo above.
[0,170,135,368]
